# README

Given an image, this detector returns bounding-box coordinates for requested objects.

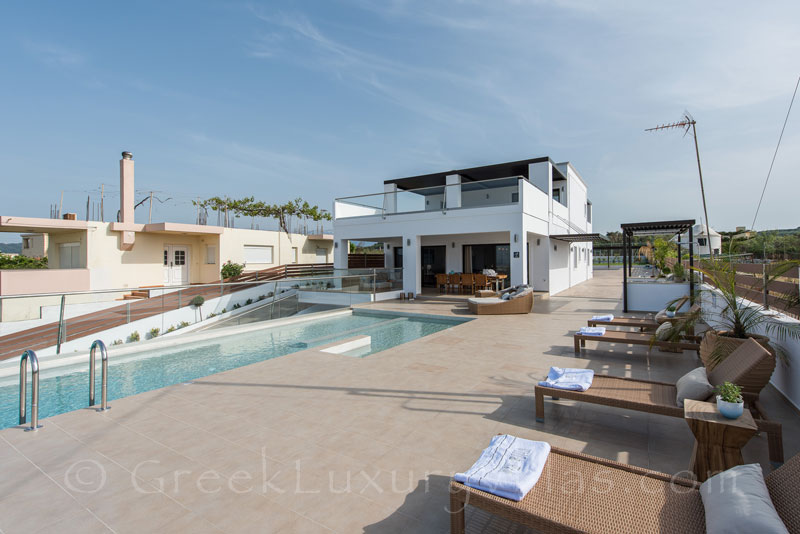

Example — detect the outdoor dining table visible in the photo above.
[488,274,507,291]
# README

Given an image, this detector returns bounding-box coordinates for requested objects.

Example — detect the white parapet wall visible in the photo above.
[626,280,691,312]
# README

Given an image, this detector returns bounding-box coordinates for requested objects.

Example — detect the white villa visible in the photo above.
[674,223,722,257]
[332,157,599,296]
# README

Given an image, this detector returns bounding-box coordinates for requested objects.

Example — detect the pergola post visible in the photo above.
[623,232,629,312]
[689,225,695,305]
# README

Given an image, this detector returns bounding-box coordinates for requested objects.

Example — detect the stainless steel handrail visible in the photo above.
[89,340,110,411]
[19,350,42,431]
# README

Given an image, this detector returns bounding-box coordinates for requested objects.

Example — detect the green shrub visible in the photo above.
[166,325,176,333]
[0,254,48,270]
[220,307,227,314]
[245,298,253,305]
[207,312,217,318]
[177,321,190,329]
[233,303,241,310]
[220,261,245,280]
[148,327,160,339]
[190,295,205,307]
[715,381,743,403]
[128,331,140,343]
[258,295,266,301]
[112,339,123,346]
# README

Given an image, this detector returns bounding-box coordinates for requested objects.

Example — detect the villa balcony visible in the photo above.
[334,175,526,220]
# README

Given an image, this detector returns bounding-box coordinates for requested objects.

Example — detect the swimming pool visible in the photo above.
[0,310,468,430]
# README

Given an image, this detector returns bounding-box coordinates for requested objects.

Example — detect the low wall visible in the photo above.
[626,280,690,312]
[700,284,800,410]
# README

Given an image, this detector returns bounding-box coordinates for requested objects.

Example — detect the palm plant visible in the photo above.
[665,259,800,365]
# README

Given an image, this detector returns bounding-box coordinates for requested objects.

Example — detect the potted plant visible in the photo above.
[715,382,744,419]
[664,259,800,397]
[666,304,677,318]
[672,262,686,282]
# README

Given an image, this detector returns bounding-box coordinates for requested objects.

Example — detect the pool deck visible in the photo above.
[2,269,799,533]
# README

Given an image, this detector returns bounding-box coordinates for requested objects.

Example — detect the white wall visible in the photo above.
[334,200,384,218]
[626,280,691,312]
[548,240,570,295]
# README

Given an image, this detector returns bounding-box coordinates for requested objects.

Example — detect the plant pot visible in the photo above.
[716,395,744,419]
[666,310,676,318]
[700,331,776,399]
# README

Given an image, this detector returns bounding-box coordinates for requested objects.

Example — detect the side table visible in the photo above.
[684,399,757,482]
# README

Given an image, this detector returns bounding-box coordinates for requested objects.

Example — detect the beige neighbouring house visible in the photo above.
[0,152,333,321]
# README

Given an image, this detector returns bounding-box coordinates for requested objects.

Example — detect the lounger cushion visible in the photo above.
[468,297,504,305]
[675,367,713,407]
[700,463,788,534]
[501,293,511,300]
[510,289,533,300]
[655,322,674,341]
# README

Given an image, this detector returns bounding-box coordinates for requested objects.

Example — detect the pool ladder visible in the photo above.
[89,340,110,411]
[19,350,42,431]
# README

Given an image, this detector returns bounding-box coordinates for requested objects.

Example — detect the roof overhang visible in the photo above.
[549,233,606,243]
[110,222,223,236]
[307,233,333,241]
[0,216,89,234]
[384,157,565,190]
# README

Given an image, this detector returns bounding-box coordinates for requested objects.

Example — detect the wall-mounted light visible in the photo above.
[513,234,518,243]
[554,244,558,251]
[406,238,410,246]
[386,244,391,249]
[451,242,455,248]
[334,242,338,249]
[536,238,541,246]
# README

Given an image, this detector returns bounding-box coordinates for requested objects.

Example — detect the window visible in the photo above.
[163,250,168,266]
[511,192,519,203]
[587,202,592,223]
[22,237,32,249]
[697,238,707,247]
[205,245,216,264]
[244,245,273,264]
[59,242,81,269]
[291,247,298,263]
[553,189,560,203]
[174,249,186,266]
[573,247,578,268]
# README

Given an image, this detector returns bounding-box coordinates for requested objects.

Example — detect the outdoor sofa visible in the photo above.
[449,446,800,534]
[535,338,784,465]
[467,286,533,315]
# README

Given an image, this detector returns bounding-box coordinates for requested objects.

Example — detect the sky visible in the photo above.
[0,0,799,235]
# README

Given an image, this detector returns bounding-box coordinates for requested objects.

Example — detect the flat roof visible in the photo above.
[0,216,89,234]
[384,157,568,190]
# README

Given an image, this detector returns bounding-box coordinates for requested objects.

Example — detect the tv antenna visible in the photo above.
[646,112,714,260]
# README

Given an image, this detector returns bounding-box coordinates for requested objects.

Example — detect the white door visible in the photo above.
[163,246,189,286]
[315,248,328,264]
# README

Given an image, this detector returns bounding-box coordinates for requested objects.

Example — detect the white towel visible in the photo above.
[455,435,550,501]
[538,366,594,391]
[579,326,606,336]
[590,314,614,322]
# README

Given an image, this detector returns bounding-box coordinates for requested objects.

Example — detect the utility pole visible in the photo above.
[148,191,154,224]
[646,112,714,261]
[100,184,104,222]
[59,191,64,219]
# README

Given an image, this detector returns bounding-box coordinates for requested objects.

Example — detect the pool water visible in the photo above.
[1,311,467,430]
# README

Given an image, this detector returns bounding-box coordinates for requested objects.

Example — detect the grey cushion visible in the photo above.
[675,367,713,407]
[700,464,788,534]
[501,293,511,301]
[654,322,673,341]
[510,288,533,300]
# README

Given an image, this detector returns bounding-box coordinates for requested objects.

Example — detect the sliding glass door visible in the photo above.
[462,244,510,276]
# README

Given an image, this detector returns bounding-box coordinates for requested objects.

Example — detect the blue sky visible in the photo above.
[1,1,799,234]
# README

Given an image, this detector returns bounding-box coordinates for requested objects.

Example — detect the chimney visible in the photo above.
[119,151,136,249]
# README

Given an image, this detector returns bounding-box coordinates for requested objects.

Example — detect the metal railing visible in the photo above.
[19,349,41,431]
[334,176,523,219]
[89,339,110,411]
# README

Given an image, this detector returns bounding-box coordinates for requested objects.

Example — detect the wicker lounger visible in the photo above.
[536,338,784,464]
[574,330,699,354]
[467,291,533,315]
[450,446,800,534]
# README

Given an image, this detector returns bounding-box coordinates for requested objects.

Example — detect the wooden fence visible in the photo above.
[231,263,334,283]
[348,253,385,269]
[680,260,800,318]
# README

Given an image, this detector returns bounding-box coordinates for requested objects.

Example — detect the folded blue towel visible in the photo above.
[455,435,550,501]
[538,366,594,391]
[579,326,606,336]
[590,314,614,321]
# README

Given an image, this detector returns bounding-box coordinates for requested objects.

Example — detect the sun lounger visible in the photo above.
[573,329,700,354]
[536,338,784,464]
[467,288,533,315]
[587,297,692,331]
[449,446,800,534]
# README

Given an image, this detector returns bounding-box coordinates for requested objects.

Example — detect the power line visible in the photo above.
[750,74,800,232]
